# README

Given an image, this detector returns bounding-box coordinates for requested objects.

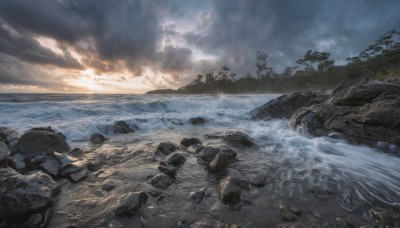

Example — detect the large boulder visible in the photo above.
[291,80,400,147]
[150,174,173,189]
[190,117,207,125]
[17,129,70,159]
[156,142,177,155]
[90,133,106,144]
[181,138,202,147]
[165,152,186,166]
[251,92,328,120]
[197,146,237,164]
[0,168,60,221]
[115,192,148,217]
[0,127,19,144]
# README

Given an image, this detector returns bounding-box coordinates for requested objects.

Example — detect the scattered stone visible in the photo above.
[156,142,177,155]
[54,152,77,168]
[0,141,9,167]
[190,117,206,125]
[0,127,20,143]
[17,129,70,158]
[60,161,86,176]
[90,133,106,144]
[115,192,148,217]
[68,148,84,158]
[190,219,240,228]
[87,160,102,171]
[40,157,61,177]
[113,121,134,134]
[148,189,162,197]
[218,176,242,204]
[69,168,89,182]
[151,174,173,189]
[190,190,206,204]
[101,181,116,191]
[181,138,202,147]
[279,203,301,222]
[197,146,237,164]
[209,152,232,172]
[166,152,186,166]
[158,161,177,177]
[251,92,328,120]
[0,168,60,221]
[224,131,256,147]
[10,153,26,173]
[250,175,267,187]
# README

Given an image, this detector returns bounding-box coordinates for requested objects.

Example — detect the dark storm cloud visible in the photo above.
[0,26,82,69]
[158,45,193,74]
[185,0,400,73]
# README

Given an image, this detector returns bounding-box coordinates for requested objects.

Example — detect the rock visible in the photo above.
[218,176,242,204]
[148,189,162,197]
[40,157,61,177]
[181,138,202,147]
[209,152,232,172]
[158,161,177,177]
[197,146,237,164]
[156,142,177,155]
[151,174,173,189]
[291,80,400,147]
[190,190,206,204]
[113,121,134,134]
[101,181,116,191]
[0,127,20,143]
[69,168,89,182]
[279,203,301,222]
[115,192,148,217]
[60,161,86,176]
[90,133,106,144]
[224,131,256,147]
[0,168,60,221]
[190,117,207,125]
[87,160,102,171]
[0,141,9,167]
[54,152,77,168]
[10,153,26,173]
[250,175,267,187]
[165,152,186,166]
[17,129,70,159]
[68,148,84,158]
[251,92,328,120]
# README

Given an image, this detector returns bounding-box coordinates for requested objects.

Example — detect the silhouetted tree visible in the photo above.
[256,51,268,79]
[295,50,334,82]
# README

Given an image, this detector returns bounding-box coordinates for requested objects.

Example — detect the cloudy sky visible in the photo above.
[0,0,399,93]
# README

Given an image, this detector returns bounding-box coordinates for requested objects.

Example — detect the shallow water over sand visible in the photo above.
[1,94,399,227]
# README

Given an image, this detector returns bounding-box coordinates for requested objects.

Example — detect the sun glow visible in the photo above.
[72,69,102,92]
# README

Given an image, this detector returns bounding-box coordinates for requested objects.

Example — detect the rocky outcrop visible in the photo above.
[0,127,19,144]
[291,80,400,147]
[17,129,70,158]
[0,168,60,221]
[115,192,148,217]
[251,92,328,120]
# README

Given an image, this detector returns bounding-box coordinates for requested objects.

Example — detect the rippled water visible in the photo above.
[1,94,399,227]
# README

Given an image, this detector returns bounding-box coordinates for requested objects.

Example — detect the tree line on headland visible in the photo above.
[146,30,400,94]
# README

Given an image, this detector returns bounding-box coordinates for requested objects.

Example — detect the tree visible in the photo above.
[255,51,268,79]
[205,70,215,85]
[217,65,231,81]
[190,74,203,85]
[359,30,400,59]
[282,67,294,77]
[229,73,237,82]
[295,50,334,82]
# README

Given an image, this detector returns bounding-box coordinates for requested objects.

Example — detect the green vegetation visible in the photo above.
[147,30,400,94]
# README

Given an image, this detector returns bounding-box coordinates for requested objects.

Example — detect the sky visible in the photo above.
[0,0,399,94]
